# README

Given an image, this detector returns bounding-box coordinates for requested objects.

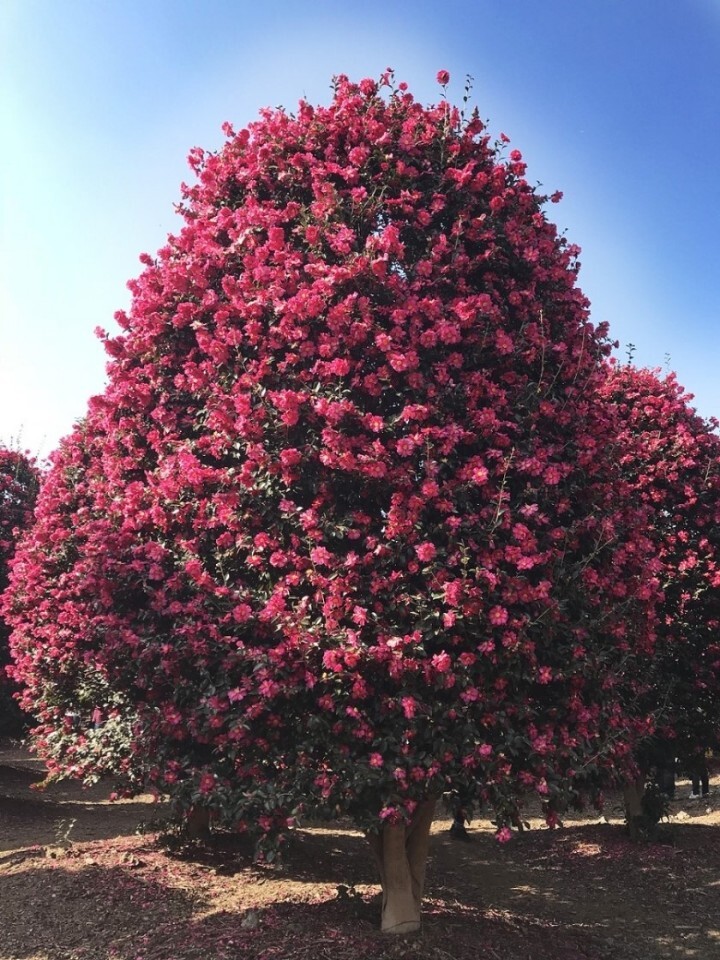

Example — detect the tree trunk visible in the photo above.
[186,806,211,839]
[622,777,645,840]
[367,798,436,934]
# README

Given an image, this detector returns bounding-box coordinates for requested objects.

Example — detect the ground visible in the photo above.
[2,740,719,960]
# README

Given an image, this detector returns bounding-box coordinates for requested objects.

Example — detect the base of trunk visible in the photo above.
[368,798,436,934]
[382,914,421,934]
[623,777,645,841]
[185,806,211,840]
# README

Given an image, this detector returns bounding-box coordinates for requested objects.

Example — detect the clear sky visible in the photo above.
[2,0,719,457]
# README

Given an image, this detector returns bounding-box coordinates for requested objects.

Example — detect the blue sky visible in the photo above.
[2,0,719,457]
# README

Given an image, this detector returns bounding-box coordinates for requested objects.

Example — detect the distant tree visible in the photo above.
[0,444,40,734]
[599,364,720,827]
[5,73,662,932]
[2,424,138,777]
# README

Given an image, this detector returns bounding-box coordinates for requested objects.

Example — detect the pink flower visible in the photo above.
[415,541,437,562]
[369,752,384,768]
[232,604,252,623]
[327,357,351,376]
[436,70,450,86]
[496,826,513,844]
[310,546,333,566]
[359,77,377,97]
[322,650,342,671]
[184,558,204,581]
[267,226,285,251]
[401,696,417,719]
[396,437,415,457]
[543,465,562,485]
[444,580,463,606]
[431,651,452,673]
[343,649,360,668]
[198,773,215,795]
[352,605,368,626]
[489,605,509,626]
[280,448,302,468]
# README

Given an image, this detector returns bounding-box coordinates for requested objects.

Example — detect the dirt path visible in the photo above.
[2,740,720,960]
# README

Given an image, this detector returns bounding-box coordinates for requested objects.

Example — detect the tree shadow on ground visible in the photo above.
[0,760,170,850]
[432,819,720,960]
[170,821,379,886]
[0,859,201,960]
[156,818,720,959]
[0,852,603,960]
[3,740,719,960]
[2,822,719,960]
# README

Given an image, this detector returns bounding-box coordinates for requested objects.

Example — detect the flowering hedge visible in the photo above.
[0,445,40,734]
[600,364,720,767]
[6,73,664,846]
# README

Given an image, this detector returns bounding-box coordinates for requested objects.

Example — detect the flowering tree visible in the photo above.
[600,363,720,818]
[3,424,139,777]
[6,72,663,932]
[0,444,40,734]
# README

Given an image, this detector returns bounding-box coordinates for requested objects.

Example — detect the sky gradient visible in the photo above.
[2,0,719,457]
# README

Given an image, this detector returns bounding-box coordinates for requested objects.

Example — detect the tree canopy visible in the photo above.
[600,364,720,765]
[5,72,680,930]
[0,444,40,734]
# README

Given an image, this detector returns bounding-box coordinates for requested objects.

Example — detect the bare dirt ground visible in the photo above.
[2,740,720,960]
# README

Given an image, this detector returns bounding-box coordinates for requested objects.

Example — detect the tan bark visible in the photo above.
[368,798,436,934]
